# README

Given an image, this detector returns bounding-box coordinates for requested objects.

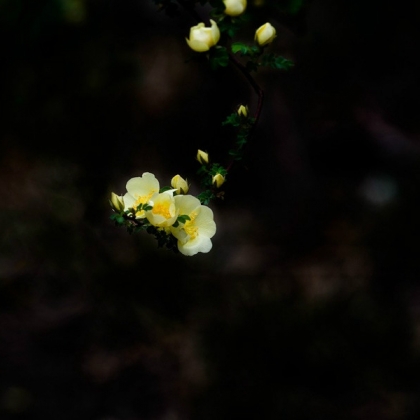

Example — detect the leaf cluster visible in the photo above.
[209,46,229,70]
[231,42,260,58]
[231,42,293,73]
[261,53,294,70]
[223,111,255,161]
[215,14,250,38]
[196,160,227,204]
[110,207,189,252]
[146,225,179,252]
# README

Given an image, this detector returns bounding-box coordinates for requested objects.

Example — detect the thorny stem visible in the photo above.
[226,53,264,172]
[176,1,265,183]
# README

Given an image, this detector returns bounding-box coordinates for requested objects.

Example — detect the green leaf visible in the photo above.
[222,113,241,127]
[231,42,249,55]
[210,46,229,69]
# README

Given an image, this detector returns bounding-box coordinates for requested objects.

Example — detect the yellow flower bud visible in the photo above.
[212,173,225,188]
[197,149,209,165]
[171,174,189,194]
[237,104,248,117]
[223,0,247,17]
[186,20,220,52]
[110,192,125,212]
[255,22,276,46]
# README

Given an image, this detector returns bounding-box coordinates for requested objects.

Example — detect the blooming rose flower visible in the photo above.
[223,0,247,16]
[171,195,216,256]
[186,20,220,52]
[146,191,178,228]
[171,175,189,194]
[123,172,159,218]
[255,22,276,46]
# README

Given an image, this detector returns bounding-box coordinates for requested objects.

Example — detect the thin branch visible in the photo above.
[175,1,265,173]
[226,53,264,172]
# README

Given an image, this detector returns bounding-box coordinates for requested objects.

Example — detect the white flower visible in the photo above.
[171,195,216,256]
[223,0,247,17]
[146,191,178,228]
[255,22,276,46]
[123,172,160,218]
[186,20,220,52]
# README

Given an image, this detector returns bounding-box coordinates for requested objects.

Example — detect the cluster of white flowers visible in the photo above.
[111,173,216,256]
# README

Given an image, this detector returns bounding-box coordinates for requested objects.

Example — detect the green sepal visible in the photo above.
[177,214,191,224]
[159,186,172,193]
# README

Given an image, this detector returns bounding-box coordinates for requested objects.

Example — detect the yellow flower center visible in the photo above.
[152,202,172,219]
[133,193,153,216]
[184,211,198,240]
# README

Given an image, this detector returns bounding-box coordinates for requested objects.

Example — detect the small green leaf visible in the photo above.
[209,46,229,70]
[177,214,191,224]
[222,113,241,127]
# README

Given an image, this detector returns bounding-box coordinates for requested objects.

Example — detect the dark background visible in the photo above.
[1,0,420,418]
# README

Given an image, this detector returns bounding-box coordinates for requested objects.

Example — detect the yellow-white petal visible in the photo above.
[146,191,178,227]
[126,172,159,197]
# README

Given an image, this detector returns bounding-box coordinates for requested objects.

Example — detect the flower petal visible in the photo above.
[195,206,216,238]
[178,236,213,256]
[186,38,210,52]
[126,172,159,197]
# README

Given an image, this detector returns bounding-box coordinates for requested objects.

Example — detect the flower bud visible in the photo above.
[255,22,276,47]
[110,192,125,212]
[237,104,248,117]
[186,20,220,52]
[223,0,247,17]
[171,175,189,194]
[212,173,225,188]
[197,150,209,165]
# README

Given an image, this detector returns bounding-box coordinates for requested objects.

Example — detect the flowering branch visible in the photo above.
[110,1,294,255]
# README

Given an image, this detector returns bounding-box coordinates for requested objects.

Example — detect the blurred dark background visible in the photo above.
[1,0,420,418]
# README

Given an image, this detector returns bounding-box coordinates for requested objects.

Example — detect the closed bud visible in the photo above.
[223,0,247,17]
[255,22,276,46]
[171,175,189,194]
[186,20,220,52]
[197,149,209,165]
[110,192,125,212]
[237,104,248,117]
[212,173,225,188]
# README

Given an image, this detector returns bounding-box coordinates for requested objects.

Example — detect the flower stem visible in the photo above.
[226,53,264,172]
[177,1,265,173]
